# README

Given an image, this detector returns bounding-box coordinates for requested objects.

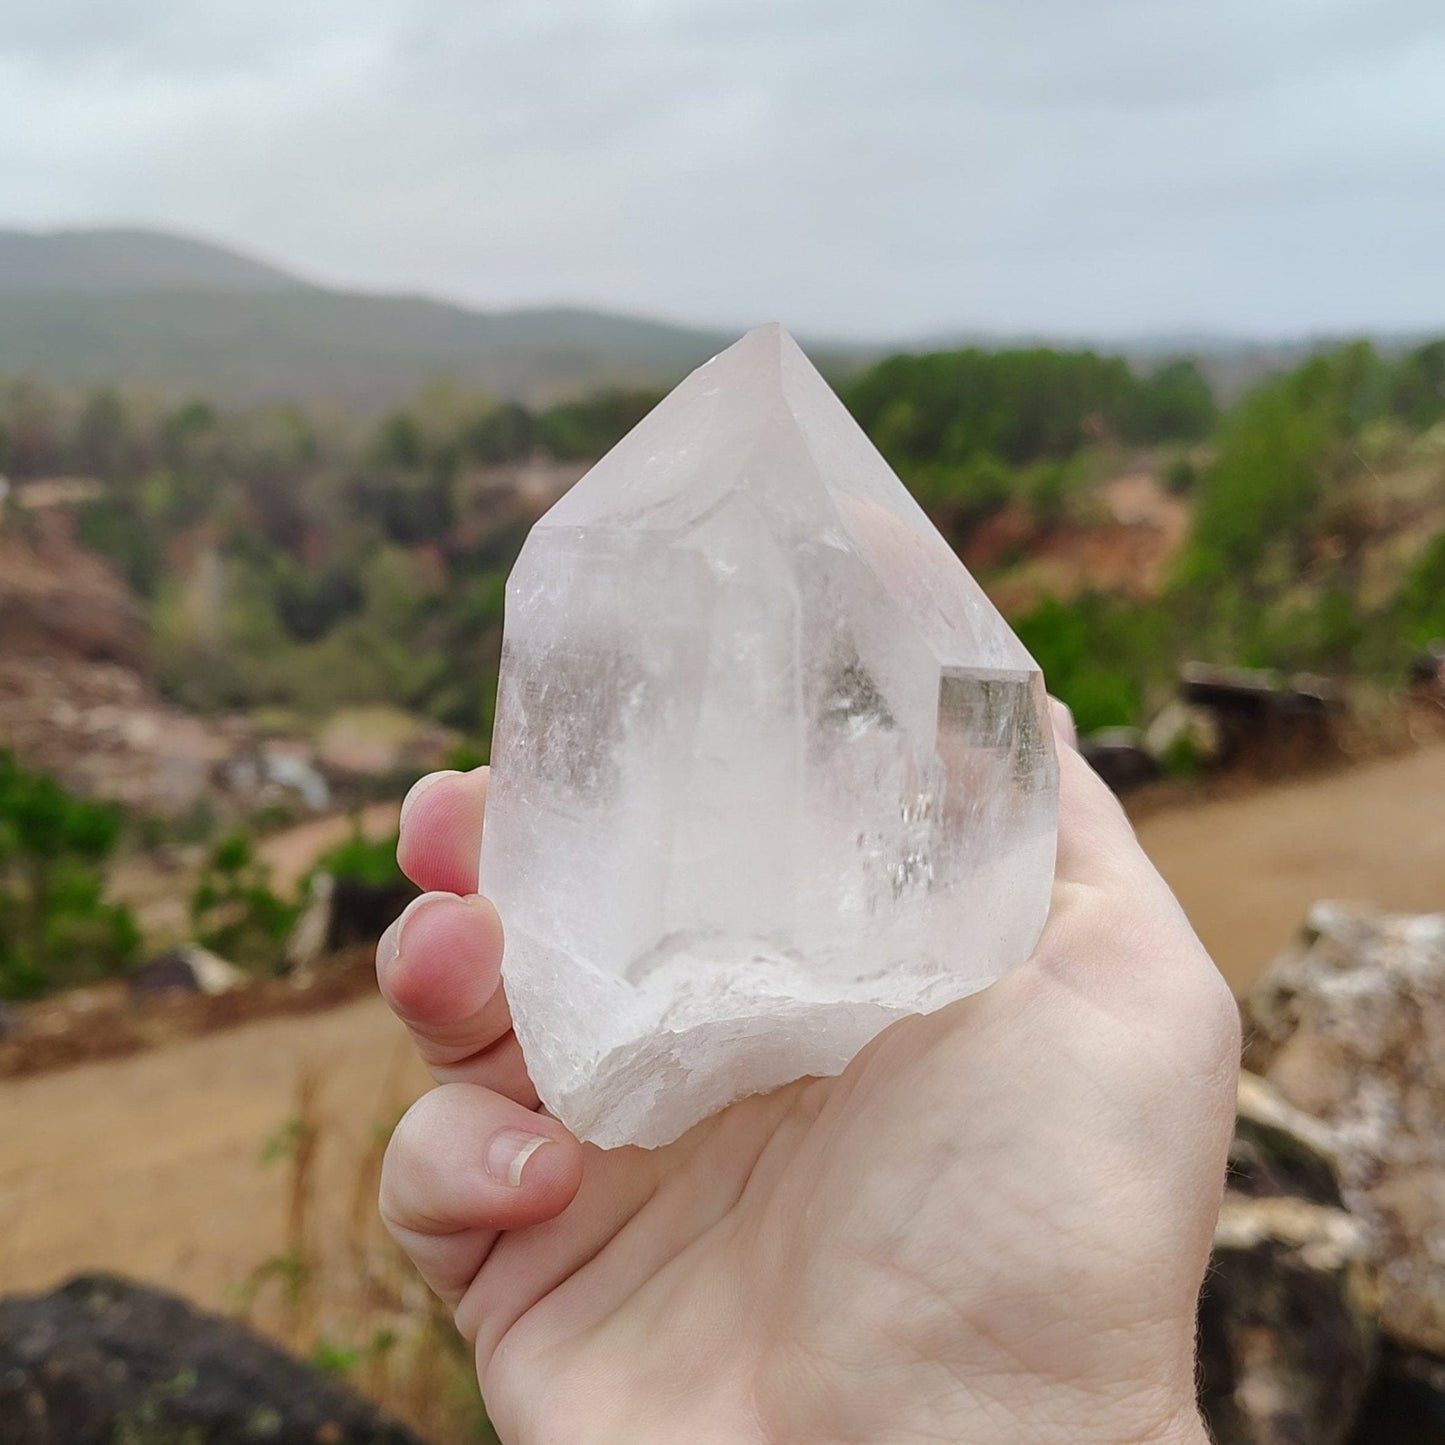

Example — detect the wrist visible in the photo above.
[744,1366,1208,1445]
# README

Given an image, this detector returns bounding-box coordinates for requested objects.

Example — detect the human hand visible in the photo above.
[378,708,1238,1444]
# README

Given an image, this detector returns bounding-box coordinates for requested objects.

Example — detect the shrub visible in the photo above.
[0,752,139,999]
[1397,529,1445,650]
[313,829,405,889]
[191,833,296,973]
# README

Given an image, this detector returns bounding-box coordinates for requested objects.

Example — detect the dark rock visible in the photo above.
[1351,1345,1445,1444]
[1199,1192,1379,1445]
[1178,663,1344,771]
[0,1273,426,1445]
[329,878,417,953]
[287,873,418,972]
[1080,727,1159,793]
[1229,1071,1345,1209]
[1405,641,1445,690]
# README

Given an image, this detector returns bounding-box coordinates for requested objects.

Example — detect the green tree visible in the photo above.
[464,402,536,463]
[0,752,138,999]
[1129,360,1218,442]
[1177,343,1393,591]
[847,347,1151,472]
[74,388,131,477]
[371,411,426,469]
[536,389,663,459]
[1389,341,1445,430]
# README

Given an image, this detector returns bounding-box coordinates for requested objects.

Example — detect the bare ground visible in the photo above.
[1135,740,1445,987]
[4,743,1444,1322]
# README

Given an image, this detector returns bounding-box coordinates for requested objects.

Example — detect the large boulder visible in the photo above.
[1199,1073,1380,1445]
[1244,903,1445,1357]
[0,1273,425,1445]
[1352,1344,1445,1444]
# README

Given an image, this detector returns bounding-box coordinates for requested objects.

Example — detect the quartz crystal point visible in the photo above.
[484,325,1058,1149]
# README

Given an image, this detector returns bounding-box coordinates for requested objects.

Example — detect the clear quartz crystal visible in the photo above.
[483,325,1058,1148]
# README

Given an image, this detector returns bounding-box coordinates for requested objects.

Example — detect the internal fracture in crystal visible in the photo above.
[483,325,1058,1148]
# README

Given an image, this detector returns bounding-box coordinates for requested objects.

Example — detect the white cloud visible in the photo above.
[3,0,1443,337]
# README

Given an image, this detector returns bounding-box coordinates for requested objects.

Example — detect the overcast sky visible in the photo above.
[4,0,1444,340]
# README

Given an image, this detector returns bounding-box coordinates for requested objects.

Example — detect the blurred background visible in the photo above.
[1,3,1442,1442]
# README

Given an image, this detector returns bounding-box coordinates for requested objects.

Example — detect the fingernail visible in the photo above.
[400,770,460,833]
[376,892,451,975]
[486,1129,552,1187]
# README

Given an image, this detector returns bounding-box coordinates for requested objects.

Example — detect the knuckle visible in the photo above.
[378,1089,455,1230]
[1168,950,1243,1084]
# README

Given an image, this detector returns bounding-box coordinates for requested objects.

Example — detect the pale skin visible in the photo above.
[378,706,1240,1444]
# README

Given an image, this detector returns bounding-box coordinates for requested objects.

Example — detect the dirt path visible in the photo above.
[257,799,402,894]
[1135,742,1445,990]
[5,744,1443,1318]
[0,992,430,1310]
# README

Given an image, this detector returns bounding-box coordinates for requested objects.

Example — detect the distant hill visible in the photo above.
[1,226,1423,409]
[0,228,750,406]
[0,228,309,296]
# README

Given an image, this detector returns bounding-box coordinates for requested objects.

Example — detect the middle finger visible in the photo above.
[377,892,522,1088]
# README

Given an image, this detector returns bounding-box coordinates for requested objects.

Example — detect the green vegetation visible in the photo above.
[1168,340,1445,678]
[190,834,296,973]
[848,338,1444,730]
[4,330,1443,757]
[1398,530,1445,650]
[0,751,139,999]
[847,347,1215,523]
[1012,595,1173,735]
[313,828,406,889]
[240,1072,501,1443]
[849,347,1215,468]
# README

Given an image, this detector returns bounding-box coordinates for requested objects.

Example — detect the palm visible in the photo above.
[381,744,1237,1445]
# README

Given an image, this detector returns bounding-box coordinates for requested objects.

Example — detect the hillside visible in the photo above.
[3,226,1413,409]
[0,227,307,295]
[0,228,750,406]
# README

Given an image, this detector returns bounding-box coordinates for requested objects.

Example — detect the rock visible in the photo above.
[1244,903,1445,1356]
[1229,1070,1346,1208]
[0,1273,426,1445]
[285,873,418,973]
[327,877,418,952]
[1178,662,1344,772]
[1081,727,1160,793]
[1405,641,1445,691]
[1200,1191,1379,1445]
[127,945,247,999]
[1352,1344,1445,1444]
[1143,699,1222,772]
[286,872,336,972]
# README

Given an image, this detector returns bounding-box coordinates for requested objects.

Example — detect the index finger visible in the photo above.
[1048,701,1159,896]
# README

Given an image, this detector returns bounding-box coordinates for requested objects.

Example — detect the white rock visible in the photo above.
[484,325,1058,1148]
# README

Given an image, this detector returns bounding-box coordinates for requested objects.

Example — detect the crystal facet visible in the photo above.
[483,325,1058,1148]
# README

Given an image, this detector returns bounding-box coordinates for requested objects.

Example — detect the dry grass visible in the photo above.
[236,1064,498,1445]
